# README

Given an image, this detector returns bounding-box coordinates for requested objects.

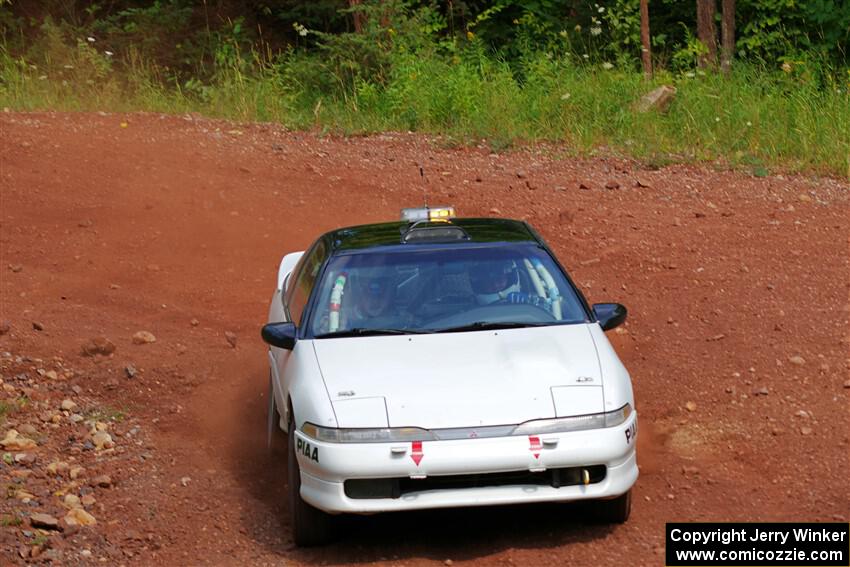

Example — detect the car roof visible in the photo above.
[325,218,540,253]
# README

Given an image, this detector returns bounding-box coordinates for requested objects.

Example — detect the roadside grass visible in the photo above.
[0,515,23,527]
[2,44,848,178]
[84,406,127,423]
[0,397,28,426]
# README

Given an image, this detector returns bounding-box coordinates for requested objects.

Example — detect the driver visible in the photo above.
[341,268,397,329]
[470,260,521,305]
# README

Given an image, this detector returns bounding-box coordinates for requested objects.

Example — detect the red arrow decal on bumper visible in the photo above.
[529,435,541,459]
[411,440,423,465]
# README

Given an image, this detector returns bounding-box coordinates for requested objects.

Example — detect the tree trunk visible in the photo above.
[640,0,652,79]
[720,0,735,74]
[349,0,365,33]
[696,0,718,69]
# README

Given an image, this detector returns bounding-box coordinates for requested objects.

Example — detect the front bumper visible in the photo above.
[295,412,639,514]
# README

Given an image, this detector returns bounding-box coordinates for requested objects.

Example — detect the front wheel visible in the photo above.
[288,416,336,546]
[592,489,632,524]
[267,373,282,451]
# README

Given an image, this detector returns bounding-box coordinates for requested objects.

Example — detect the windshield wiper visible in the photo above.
[315,328,432,338]
[433,321,548,334]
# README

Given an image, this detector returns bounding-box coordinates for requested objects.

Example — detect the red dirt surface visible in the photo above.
[1,111,848,566]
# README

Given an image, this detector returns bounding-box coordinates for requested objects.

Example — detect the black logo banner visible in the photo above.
[666,523,849,566]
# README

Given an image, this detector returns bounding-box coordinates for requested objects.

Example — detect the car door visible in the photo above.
[271,238,328,424]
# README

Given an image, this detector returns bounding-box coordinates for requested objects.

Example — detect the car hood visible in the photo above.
[312,324,604,429]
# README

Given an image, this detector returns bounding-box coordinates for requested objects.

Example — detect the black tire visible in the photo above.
[267,373,282,451]
[592,489,632,524]
[288,414,336,546]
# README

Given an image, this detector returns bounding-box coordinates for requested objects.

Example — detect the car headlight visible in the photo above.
[300,404,632,443]
[301,423,436,443]
[512,403,632,435]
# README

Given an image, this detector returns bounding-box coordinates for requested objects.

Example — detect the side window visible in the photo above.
[286,240,327,326]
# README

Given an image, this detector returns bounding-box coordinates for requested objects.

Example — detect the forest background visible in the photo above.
[1,0,848,176]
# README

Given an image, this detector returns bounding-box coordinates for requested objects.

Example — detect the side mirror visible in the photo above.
[592,303,627,331]
[261,322,297,350]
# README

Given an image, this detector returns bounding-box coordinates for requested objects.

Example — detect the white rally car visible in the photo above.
[263,208,637,546]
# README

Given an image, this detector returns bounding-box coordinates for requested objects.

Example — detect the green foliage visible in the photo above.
[737,0,850,67]
[671,25,709,72]
[3,0,848,75]
[92,0,195,69]
[0,397,28,424]
[85,406,127,423]
[600,0,642,64]
[0,0,847,177]
[0,515,23,527]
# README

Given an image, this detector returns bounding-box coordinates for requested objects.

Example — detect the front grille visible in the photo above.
[344,465,606,500]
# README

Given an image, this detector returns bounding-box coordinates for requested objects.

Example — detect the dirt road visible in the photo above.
[1,112,848,566]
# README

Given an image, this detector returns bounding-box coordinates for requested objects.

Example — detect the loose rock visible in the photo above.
[132,331,156,345]
[91,474,112,488]
[80,337,116,357]
[14,452,36,465]
[788,355,806,366]
[64,507,96,527]
[125,364,137,378]
[18,423,38,436]
[635,85,677,113]
[47,461,70,476]
[60,399,78,412]
[15,489,35,501]
[1,429,37,451]
[63,494,82,509]
[30,513,60,530]
[32,321,44,331]
[224,331,237,348]
[92,431,114,450]
[685,401,697,412]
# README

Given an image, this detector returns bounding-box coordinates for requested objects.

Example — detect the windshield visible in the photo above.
[308,244,589,337]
